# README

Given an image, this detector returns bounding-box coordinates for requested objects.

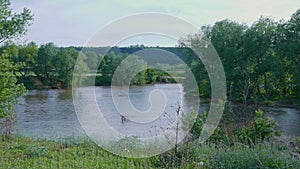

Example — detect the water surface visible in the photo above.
[15,84,300,139]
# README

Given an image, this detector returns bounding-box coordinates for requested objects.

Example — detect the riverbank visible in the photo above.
[1,135,299,168]
[202,97,300,110]
[26,77,300,110]
[275,98,300,109]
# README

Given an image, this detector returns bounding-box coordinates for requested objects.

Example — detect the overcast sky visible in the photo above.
[11,0,300,47]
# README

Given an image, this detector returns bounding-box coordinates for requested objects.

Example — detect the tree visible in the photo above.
[97,52,147,86]
[84,51,99,71]
[276,9,300,97]
[0,48,26,118]
[243,17,278,102]
[179,37,211,97]
[181,10,300,103]
[210,20,248,102]
[34,43,58,86]
[98,52,121,85]
[0,0,32,131]
[287,9,300,96]
[52,47,78,88]
[0,0,33,43]
[17,42,38,85]
[72,52,90,87]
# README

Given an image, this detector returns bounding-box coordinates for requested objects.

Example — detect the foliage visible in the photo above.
[0,0,32,136]
[52,47,78,88]
[0,0,33,43]
[181,9,300,103]
[209,143,299,169]
[16,42,38,87]
[97,52,180,86]
[0,48,26,135]
[1,135,299,169]
[84,51,99,70]
[190,112,229,144]
[34,43,58,86]
[235,109,281,145]
[110,54,147,86]
[0,44,184,89]
[189,108,281,147]
[6,8,300,93]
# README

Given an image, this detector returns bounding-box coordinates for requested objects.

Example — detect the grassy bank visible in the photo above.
[1,135,299,169]
[0,136,154,168]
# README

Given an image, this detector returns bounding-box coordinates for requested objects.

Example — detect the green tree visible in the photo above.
[288,9,300,96]
[243,17,278,102]
[72,52,90,87]
[52,47,78,88]
[0,0,32,128]
[0,0,33,43]
[98,53,147,86]
[210,20,248,102]
[180,11,300,103]
[276,9,300,97]
[17,42,38,86]
[34,43,58,86]
[98,52,120,85]
[0,49,26,118]
[179,40,210,97]
[146,68,158,84]
[84,51,99,71]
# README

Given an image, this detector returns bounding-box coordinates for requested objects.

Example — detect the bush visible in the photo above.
[190,112,230,145]
[210,143,300,169]
[235,109,281,145]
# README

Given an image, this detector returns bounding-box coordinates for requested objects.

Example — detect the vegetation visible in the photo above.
[181,9,300,104]
[0,0,33,133]
[0,42,183,89]
[2,8,299,102]
[0,0,33,44]
[0,0,300,168]
[190,108,281,146]
[0,117,299,169]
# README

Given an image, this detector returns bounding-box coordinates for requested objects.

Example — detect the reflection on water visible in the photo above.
[267,107,300,137]
[15,84,300,139]
[15,89,84,139]
[15,84,199,140]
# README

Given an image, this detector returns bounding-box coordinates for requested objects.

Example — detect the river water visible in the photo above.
[14,84,299,140]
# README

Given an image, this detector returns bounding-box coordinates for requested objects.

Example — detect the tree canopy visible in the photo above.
[0,0,33,44]
[181,9,300,103]
[0,0,33,119]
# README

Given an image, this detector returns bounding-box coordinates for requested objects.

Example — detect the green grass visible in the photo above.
[0,136,155,169]
[1,135,299,169]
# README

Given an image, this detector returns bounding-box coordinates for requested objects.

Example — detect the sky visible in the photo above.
[11,0,300,47]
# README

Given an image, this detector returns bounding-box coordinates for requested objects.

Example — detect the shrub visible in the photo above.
[190,112,230,145]
[235,109,281,145]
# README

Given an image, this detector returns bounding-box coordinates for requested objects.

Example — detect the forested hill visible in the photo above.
[77,46,190,63]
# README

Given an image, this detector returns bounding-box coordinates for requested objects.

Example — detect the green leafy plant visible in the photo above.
[235,109,281,145]
[26,146,48,158]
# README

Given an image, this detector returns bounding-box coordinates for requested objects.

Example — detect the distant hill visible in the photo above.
[76,46,192,64]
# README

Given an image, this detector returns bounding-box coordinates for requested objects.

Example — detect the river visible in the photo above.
[14,84,299,140]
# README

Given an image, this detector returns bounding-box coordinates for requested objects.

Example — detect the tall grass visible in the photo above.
[1,135,299,168]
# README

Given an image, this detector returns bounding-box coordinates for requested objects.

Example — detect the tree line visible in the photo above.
[181,9,300,104]
[0,42,182,89]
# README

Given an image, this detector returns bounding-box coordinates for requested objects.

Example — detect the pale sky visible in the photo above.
[11,0,300,47]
